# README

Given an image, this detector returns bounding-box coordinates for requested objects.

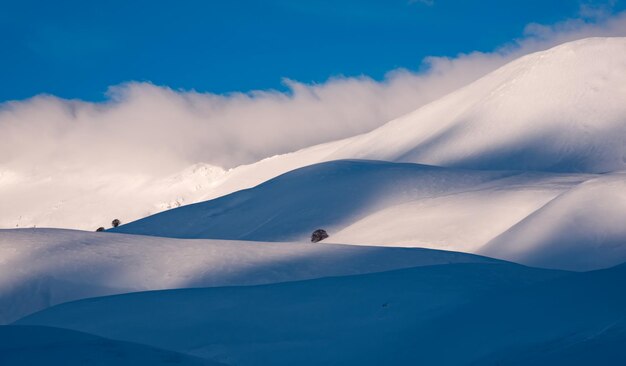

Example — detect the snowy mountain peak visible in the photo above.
[327,37,626,173]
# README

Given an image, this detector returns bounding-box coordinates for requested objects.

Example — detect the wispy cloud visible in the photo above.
[578,0,618,19]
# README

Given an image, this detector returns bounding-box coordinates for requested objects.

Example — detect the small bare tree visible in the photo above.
[311,229,329,243]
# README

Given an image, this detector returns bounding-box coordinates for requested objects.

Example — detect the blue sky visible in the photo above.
[1,0,624,102]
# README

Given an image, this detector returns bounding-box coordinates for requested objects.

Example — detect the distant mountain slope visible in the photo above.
[0,163,227,232]
[325,37,626,172]
[0,325,223,366]
[0,228,496,324]
[13,262,577,366]
[204,37,626,201]
[16,263,626,365]
[2,37,625,231]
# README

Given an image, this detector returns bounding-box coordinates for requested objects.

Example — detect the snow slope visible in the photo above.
[113,160,626,271]
[0,228,497,324]
[0,163,226,232]
[112,160,516,241]
[161,37,626,205]
[193,37,626,199]
[330,169,592,252]
[2,36,625,366]
[2,37,626,231]
[324,37,626,172]
[13,262,584,365]
[7,162,621,273]
[16,263,626,365]
[480,172,626,271]
[0,325,223,366]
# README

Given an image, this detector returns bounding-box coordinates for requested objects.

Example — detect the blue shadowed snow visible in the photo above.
[16,262,626,365]
[0,325,224,365]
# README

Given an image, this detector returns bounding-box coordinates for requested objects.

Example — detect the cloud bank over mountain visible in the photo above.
[2,10,626,176]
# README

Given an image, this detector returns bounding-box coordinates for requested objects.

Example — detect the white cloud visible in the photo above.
[2,10,626,178]
[0,67,492,176]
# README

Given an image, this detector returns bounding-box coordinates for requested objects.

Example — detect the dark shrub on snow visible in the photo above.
[311,229,329,243]
[96,227,105,232]
[111,219,121,228]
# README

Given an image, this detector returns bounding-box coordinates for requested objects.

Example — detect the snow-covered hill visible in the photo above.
[113,160,626,271]
[160,37,626,204]
[329,168,594,252]
[112,160,515,240]
[0,325,223,365]
[0,228,496,324]
[20,261,626,365]
[101,38,626,269]
[325,37,626,172]
[480,172,626,271]
[15,262,626,365]
[196,37,626,198]
[2,35,626,366]
[2,37,626,232]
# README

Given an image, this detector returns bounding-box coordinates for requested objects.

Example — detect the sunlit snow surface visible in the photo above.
[2,37,626,232]
[114,160,626,271]
[2,38,626,365]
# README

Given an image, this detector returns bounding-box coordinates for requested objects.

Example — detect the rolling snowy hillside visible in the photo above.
[100,38,626,270]
[201,38,626,198]
[113,159,626,271]
[163,37,626,196]
[112,160,515,240]
[0,325,222,366]
[4,11,626,365]
[15,262,626,365]
[480,172,626,270]
[2,37,626,232]
[0,228,497,324]
[2,39,626,363]
[325,37,626,172]
[18,260,621,366]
